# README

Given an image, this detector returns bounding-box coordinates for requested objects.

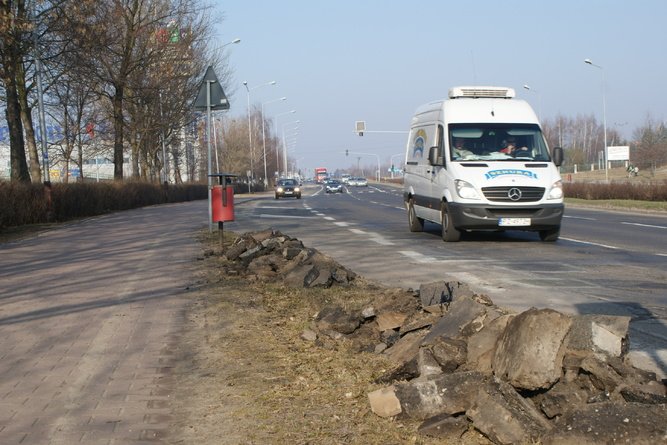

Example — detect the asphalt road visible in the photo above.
[229,183,667,379]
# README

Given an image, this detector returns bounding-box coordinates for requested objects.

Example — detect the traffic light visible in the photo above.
[346,149,349,156]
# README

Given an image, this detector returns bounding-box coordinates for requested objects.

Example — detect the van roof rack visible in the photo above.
[449,86,515,99]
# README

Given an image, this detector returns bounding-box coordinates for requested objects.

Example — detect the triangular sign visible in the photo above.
[194,66,230,111]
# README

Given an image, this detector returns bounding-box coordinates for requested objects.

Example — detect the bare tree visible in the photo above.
[59,0,215,181]
[0,0,31,181]
[633,116,667,175]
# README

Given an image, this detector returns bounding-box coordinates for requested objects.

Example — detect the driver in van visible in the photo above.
[499,137,517,155]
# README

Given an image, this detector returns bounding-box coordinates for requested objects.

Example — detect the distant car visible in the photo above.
[275,178,301,199]
[350,178,368,187]
[347,177,358,186]
[325,179,344,194]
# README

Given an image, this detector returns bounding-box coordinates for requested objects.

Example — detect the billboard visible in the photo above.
[607,146,630,161]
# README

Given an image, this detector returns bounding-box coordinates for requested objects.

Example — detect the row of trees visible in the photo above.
[2,2,665,184]
[542,114,667,175]
[1,0,228,183]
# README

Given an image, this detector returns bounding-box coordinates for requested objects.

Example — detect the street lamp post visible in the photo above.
[243,80,276,191]
[274,110,296,177]
[261,97,287,186]
[585,58,608,181]
[522,84,542,122]
[282,121,300,176]
[348,151,381,182]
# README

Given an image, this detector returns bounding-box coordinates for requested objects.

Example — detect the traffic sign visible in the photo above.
[194,66,229,111]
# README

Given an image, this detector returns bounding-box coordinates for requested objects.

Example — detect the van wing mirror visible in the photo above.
[552,146,563,167]
[428,146,443,166]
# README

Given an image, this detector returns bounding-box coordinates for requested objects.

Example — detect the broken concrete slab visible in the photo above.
[545,402,667,445]
[383,329,427,365]
[376,312,407,332]
[367,386,402,418]
[580,355,624,393]
[418,281,450,307]
[464,314,513,374]
[565,314,631,358]
[620,381,667,404]
[492,308,572,391]
[428,337,467,374]
[422,295,490,344]
[283,264,317,288]
[393,371,488,420]
[315,306,361,335]
[417,413,470,439]
[467,379,553,445]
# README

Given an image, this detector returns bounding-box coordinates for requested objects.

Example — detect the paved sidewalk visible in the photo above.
[0,201,207,444]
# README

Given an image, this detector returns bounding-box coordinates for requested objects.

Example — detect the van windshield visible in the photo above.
[449,123,551,162]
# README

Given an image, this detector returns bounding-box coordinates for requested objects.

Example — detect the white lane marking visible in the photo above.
[260,205,300,209]
[563,215,596,221]
[621,222,667,230]
[334,222,351,227]
[398,250,493,264]
[323,216,335,221]
[347,228,394,245]
[259,214,314,219]
[560,237,620,250]
[399,250,435,263]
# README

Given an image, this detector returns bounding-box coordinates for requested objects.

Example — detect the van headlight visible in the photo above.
[294,187,300,192]
[276,187,284,193]
[547,180,563,200]
[455,179,480,200]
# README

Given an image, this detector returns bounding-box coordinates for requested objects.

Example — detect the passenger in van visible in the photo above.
[452,138,474,158]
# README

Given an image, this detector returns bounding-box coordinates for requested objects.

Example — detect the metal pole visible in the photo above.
[207,80,213,232]
[245,85,252,192]
[261,103,268,187]
[601,70,608,182]
[159,91,167,183]
[585,59,608,182]
[212,113,219,172]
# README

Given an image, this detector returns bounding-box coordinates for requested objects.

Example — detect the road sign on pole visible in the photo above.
[194,66,230,232]
[194,66,230,111]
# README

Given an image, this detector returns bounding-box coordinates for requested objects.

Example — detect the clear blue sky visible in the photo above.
[216,0,666,174]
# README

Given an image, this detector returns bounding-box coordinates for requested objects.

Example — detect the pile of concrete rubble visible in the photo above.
[222,230,667,445]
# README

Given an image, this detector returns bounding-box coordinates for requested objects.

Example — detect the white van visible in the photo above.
[403,86,564,242]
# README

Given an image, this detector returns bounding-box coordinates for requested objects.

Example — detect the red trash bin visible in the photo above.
[211,185,234,222]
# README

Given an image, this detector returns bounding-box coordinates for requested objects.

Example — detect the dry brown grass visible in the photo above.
[169,232,491,445]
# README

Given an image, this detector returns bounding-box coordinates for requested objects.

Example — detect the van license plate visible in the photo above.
[499,218,531,227]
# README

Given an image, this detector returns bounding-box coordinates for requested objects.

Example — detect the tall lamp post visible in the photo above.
[348,151,381,182]
[584,58,608,181]
[243,80,276,190]
[261,97,287,186]
[274,110,296,176]
[282,120,300,176]
[522,84,542,122]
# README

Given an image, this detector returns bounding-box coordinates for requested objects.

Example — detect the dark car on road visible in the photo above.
[275,178,301,199]
[325,179,344,194]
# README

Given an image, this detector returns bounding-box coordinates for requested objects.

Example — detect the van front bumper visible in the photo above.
[448,202,564,230]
